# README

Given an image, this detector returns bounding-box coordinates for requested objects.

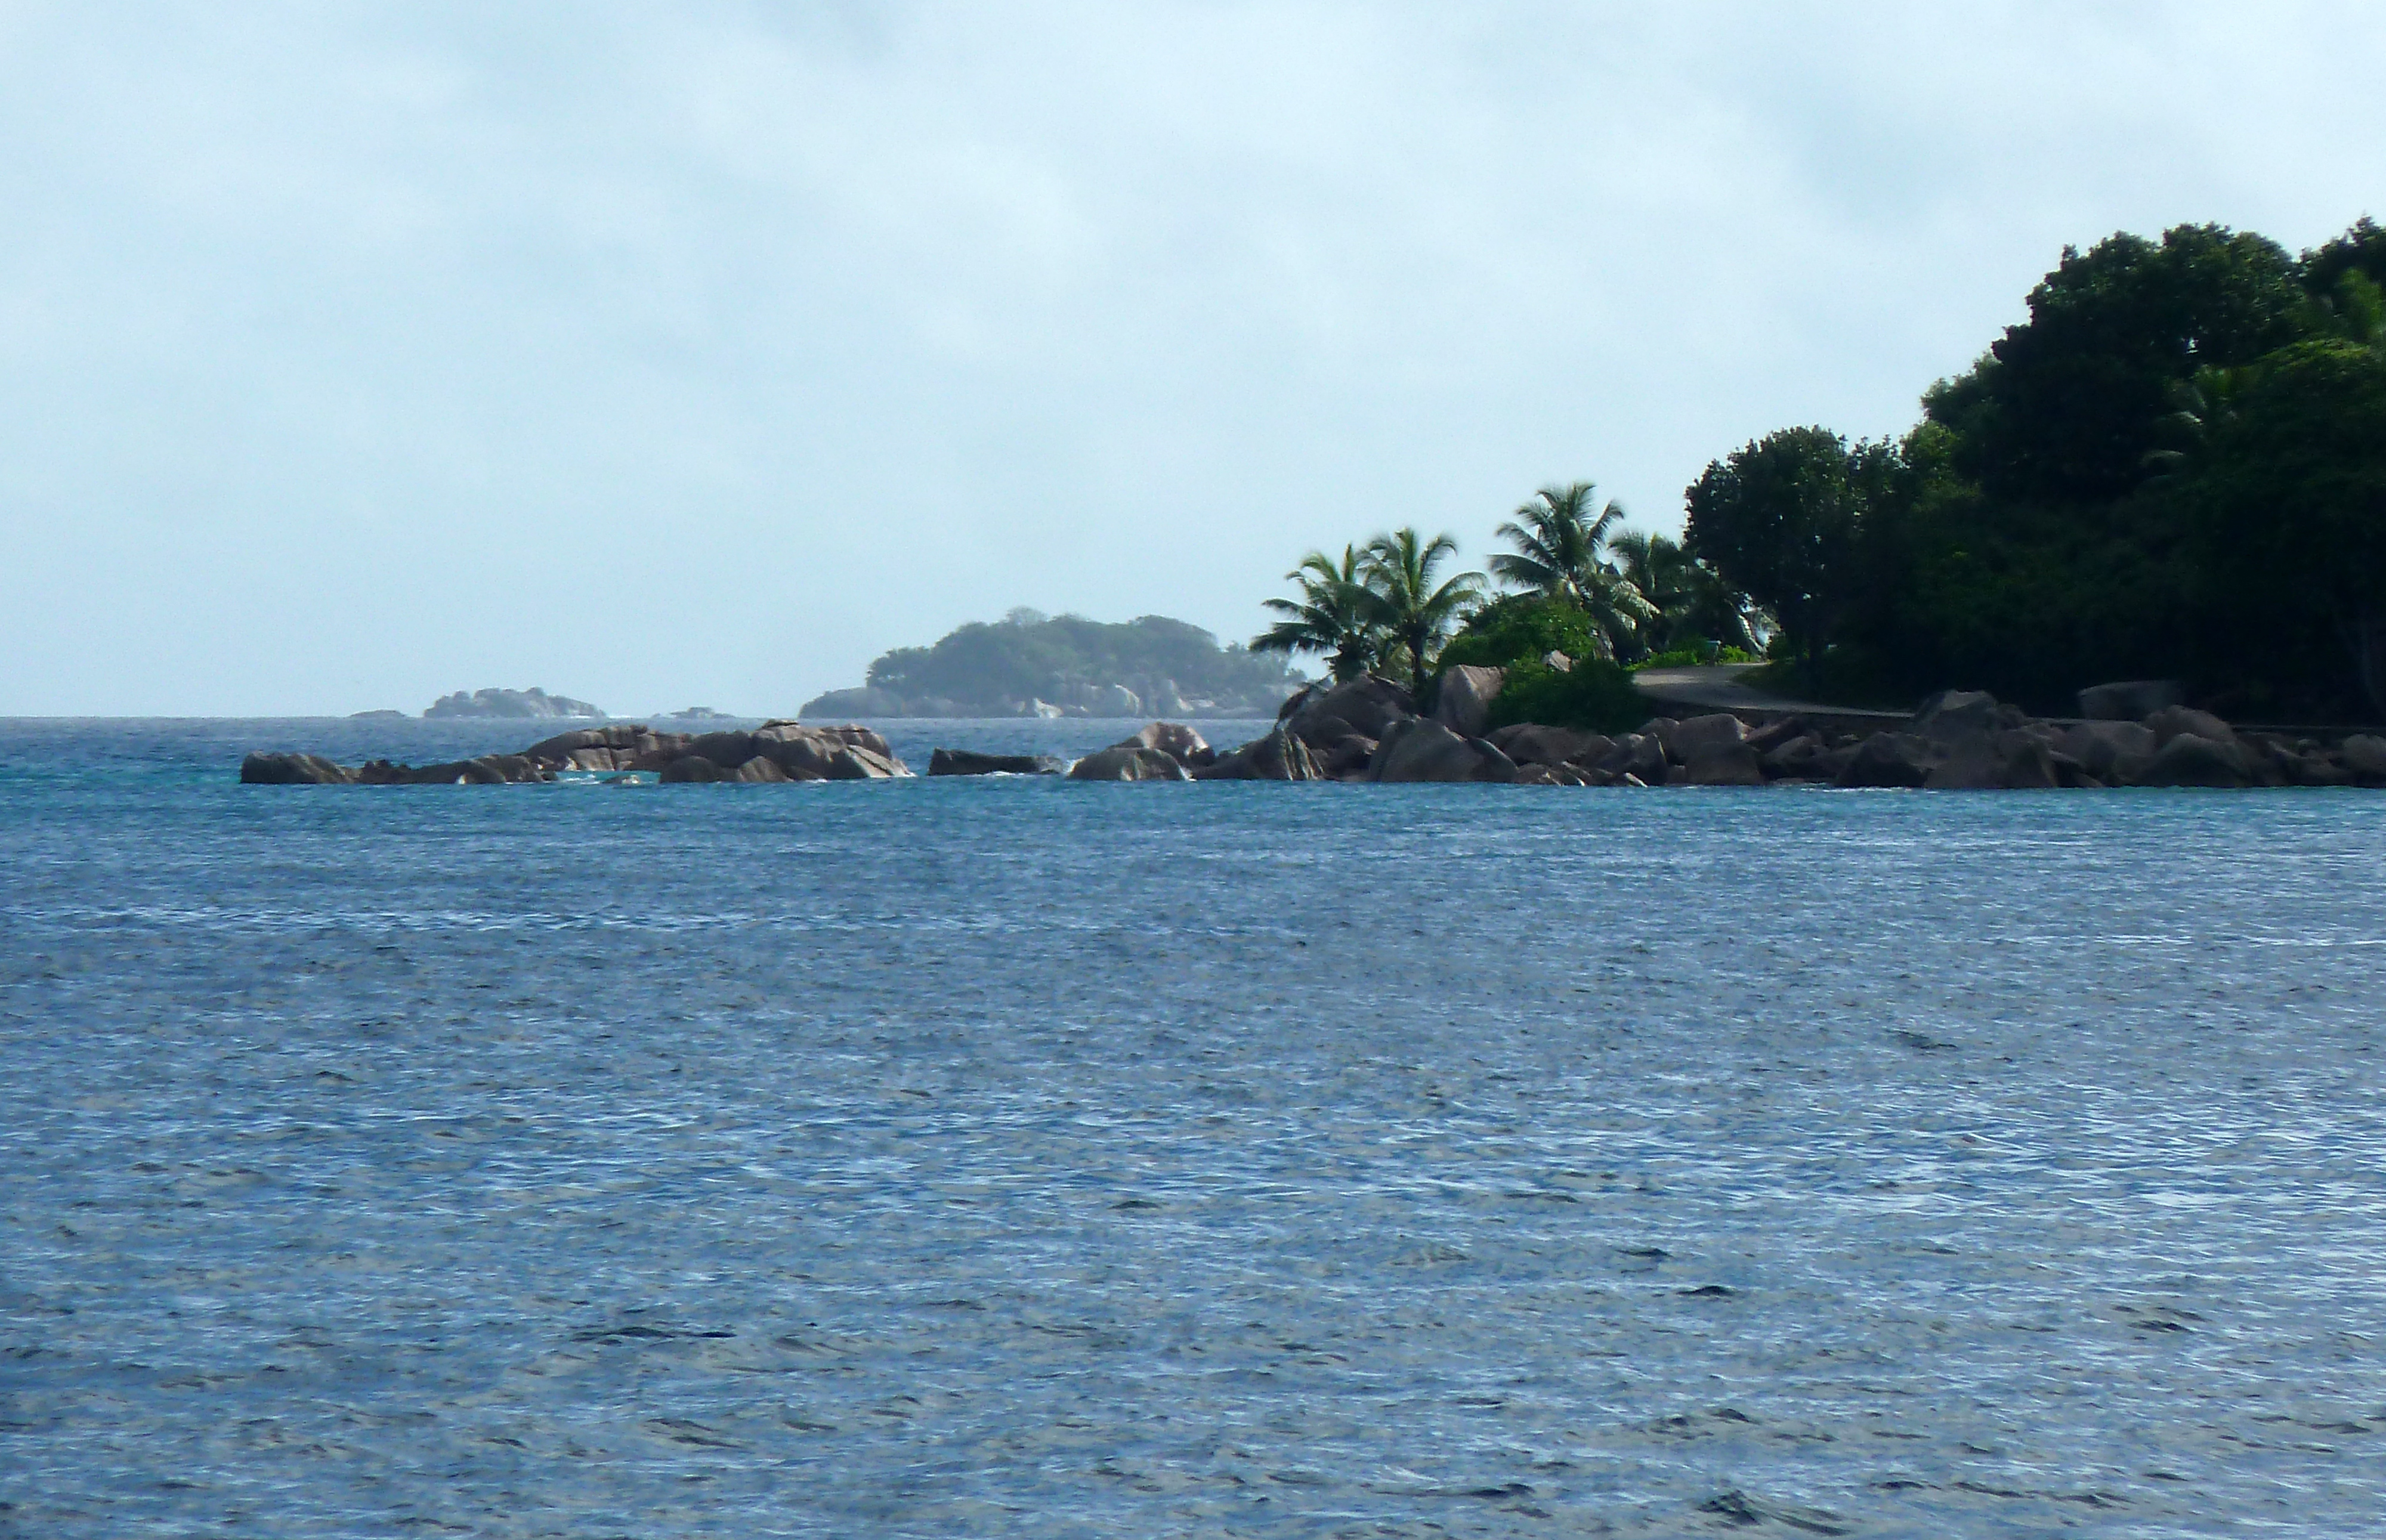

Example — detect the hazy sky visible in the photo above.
[3,2,2381,716]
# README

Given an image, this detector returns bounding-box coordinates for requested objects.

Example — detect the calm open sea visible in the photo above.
[4,717,2384,1538]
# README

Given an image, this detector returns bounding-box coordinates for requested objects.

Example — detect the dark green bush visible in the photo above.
[1630,645,1755,670]
[1437,595,1608,674]
[1483,658,1648,734]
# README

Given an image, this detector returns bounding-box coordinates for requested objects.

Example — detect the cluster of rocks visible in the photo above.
[922,675,2386,790]
[916,676,1523,784]
[242,676,2386,792]
[240,722,908,786]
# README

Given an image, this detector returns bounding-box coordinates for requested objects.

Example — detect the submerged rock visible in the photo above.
[240,752,354,786]
[928,749,1064,775]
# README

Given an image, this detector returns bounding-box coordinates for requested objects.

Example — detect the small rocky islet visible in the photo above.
[243,672,2386,790]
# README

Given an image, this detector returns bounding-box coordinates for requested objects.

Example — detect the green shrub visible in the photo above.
[1630,644,1756,670]
[1438,595,1608,674]
[1483,658,1648,734]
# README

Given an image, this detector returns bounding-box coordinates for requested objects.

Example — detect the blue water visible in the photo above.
[5,718,2385,1538]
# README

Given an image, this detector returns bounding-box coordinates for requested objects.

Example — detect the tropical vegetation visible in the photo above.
[1254,483,1769,716]
[1684,217,2386,718]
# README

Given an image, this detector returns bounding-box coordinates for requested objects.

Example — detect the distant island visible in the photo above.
[800,610,1304,719]
[424,687,606,720]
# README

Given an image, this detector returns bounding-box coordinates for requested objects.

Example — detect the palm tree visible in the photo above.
[1252,545,1383,682]
[1361,528,1483,694]
[1610,530,1767,657]
[1490,483,1656,658]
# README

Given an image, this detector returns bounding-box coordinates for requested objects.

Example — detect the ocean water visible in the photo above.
[4,718,2385,1538]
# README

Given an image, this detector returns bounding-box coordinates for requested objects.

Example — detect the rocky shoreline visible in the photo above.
[242,675,2386,790]
[241,722,908,786]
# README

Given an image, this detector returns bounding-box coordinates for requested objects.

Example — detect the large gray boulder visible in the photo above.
[1114,721,1213,767]
[1488,723,1605,768]
[1836,732,1934,788]
[2137,732,2251,788]
[521,723,655,762]
[730,755,792,783]
[1067,746,1191,781]
[1680,741,1765,786]
[2339,734,2386,780]
[1282,675,1417,747]
[1368,719,1517,783]
[1662,713,1748,762]
[1194,723,1323,780]
[1319,735,1376,778]
[2145,705,2240,750]
[240,751,354,786]
[1925,730,2060,790]
[927,749,1063,775]
[1433,666,1507,739]
[688,730,758,768]
[826,745,907,780]
[750,721,910,778]
[2078,679,2184,720]
[1911,689,2017,743]
[660,754,728,783]
[1760,733,1830,780]
[1248,724,1323,780]
[2059,720,2157,781]
[1599,732,1670,785]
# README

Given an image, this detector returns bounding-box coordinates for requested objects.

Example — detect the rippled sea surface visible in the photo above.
[5,717,2385,1538]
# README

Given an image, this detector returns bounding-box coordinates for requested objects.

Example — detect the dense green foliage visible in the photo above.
[1609,531,1766,657]
[1685,428,1889,689]
[1482,658,1647,735]
[1437,593,1611,673]
[1691,218,2386,718]
[838,610,1300,716]
[1257,488,1763,700]
[1632,645,1755,670]
[1487,484,1655,657]
[1440,595,1649,733]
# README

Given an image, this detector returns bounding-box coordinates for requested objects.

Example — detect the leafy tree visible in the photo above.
[1438,593,1612,675]
[1685,428,1880,692]
[1923,224,2308,505]
[1361,528,1484,694]
[1488,483,1654,658]
[2301,217,2386,299]
[2196,339,2386,715]
[1252,545,1384,682]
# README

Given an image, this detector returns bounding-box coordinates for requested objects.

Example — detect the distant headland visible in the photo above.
[424,687,607,720]
[798,610,1302,720]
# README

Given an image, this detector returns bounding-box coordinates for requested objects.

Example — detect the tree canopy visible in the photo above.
[1704,216,2386,718]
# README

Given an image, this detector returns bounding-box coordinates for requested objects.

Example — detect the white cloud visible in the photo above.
[0,0,2379,712]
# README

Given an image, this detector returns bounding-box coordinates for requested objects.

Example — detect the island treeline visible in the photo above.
[802,610,1302,719]
[1257,217,2386,726]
